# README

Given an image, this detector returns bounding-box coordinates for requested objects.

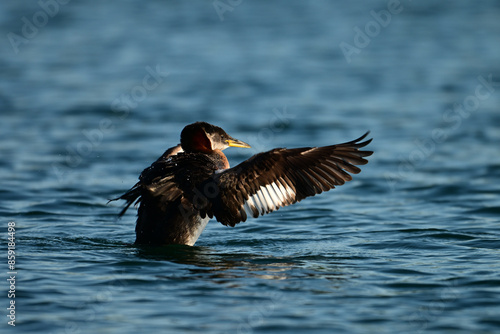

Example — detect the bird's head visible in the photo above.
[180,122,251,153]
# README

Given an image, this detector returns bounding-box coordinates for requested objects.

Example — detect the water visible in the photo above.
[1,1,500,333]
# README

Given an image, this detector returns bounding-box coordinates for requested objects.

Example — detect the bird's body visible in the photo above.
[113,122,373,246]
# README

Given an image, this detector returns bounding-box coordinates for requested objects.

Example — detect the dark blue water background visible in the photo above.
[1,1,500,333]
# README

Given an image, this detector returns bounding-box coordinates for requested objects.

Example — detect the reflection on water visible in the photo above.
[134,244,329,284]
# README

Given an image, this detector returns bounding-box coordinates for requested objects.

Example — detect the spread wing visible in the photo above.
[110,145,211,217]
[210,132,373,227]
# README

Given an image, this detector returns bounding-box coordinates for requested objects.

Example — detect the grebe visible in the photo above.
[113,122,372,245]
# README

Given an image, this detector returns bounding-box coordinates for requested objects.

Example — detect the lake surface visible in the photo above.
[1,1,500,333]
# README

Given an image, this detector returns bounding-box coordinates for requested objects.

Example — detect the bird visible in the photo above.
[112,121,373,246]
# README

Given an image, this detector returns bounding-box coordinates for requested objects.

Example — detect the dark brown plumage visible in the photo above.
[112,121,373,245]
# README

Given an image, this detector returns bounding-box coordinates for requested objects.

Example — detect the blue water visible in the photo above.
[1,1,500,333]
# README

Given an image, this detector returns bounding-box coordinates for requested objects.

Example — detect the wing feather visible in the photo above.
[210,132,373,226]
[111,148,216,216]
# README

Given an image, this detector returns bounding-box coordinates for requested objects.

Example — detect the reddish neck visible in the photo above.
[211,149,230,170]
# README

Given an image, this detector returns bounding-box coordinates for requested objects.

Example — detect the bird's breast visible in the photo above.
[212,149,230,170]
[185,215,210,246]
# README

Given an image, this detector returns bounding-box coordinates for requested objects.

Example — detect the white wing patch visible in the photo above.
[243,179,295,218]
